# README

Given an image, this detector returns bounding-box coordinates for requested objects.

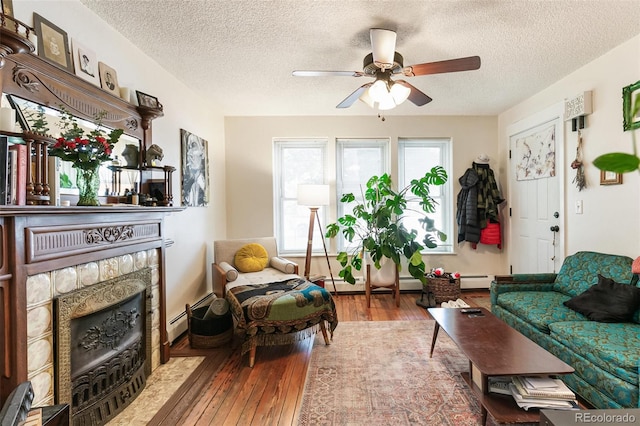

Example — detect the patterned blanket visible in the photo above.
[226,277,338,354]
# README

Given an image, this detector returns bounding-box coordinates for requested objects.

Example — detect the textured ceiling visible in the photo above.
[79,0,640,117]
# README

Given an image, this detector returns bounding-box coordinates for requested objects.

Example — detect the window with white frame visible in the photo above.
[398,138,453,254]
[273,139,327,254]
[335,138,390,251]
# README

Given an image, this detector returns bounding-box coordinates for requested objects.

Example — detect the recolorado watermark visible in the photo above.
[575,411,636,423]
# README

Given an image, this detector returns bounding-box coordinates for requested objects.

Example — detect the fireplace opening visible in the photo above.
[55,269,152,426]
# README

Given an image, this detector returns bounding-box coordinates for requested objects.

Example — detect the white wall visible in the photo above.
[224,115,506,284]
[498,35,640,261]
[12,1,227,323]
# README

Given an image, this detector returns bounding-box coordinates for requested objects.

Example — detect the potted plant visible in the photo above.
[325,166,448,285]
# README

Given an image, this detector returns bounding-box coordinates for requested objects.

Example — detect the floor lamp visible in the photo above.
[297,184,337,295]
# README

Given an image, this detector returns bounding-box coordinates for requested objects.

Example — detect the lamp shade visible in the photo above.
[297,184,330,207]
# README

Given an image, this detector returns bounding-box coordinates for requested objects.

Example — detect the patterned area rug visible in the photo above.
[467,294,492,310]
[298,320,493,426]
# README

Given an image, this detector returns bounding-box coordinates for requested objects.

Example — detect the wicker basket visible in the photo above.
[186,304,233,348]
[425,276,460,304]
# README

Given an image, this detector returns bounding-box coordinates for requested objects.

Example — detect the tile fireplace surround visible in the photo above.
[26,248,162,406]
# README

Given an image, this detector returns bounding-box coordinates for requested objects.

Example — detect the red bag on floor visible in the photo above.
[480,222,501,249]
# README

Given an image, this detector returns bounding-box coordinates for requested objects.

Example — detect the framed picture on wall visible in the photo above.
[180,129,209,207]
[622,80,640,131]
[72,39,100,86]
[600,170,623,185]
[33,13,73,72]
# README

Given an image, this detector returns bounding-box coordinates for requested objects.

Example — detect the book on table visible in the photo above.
[509,384,579,411]
[511,376,576,400]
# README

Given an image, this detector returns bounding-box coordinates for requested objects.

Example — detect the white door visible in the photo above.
[508,104,564,274]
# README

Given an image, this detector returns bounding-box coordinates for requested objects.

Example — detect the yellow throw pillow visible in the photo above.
[234,243,269,273]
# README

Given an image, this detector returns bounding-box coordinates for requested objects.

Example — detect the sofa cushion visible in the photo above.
[496,291,587,334]
[564,274,640,323]
[549,321,640,386]
[553,251,633,297]
[234,243,269,272]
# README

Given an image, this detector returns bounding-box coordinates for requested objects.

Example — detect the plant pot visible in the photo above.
[366,254,397,287]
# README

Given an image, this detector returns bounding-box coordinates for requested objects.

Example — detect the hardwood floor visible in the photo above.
[149,290,489,425]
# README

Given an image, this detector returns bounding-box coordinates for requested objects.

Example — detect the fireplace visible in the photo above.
[54,269,152,425]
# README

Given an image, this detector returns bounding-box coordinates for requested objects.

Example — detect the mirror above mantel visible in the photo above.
[2,94,142,202]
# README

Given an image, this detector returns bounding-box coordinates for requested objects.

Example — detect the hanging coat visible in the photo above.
[473,162,505,229]
[456,168,480,244]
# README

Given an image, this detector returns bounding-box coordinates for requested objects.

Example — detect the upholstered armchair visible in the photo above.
[212,237,338,367]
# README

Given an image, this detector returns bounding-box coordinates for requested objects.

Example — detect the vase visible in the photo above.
[76,166,101,206]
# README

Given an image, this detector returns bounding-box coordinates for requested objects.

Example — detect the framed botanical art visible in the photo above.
[98,62,120,96]
[180,129,209,207]
[622,80,640,131]
[72,39,100,86]
[33,13,73,72]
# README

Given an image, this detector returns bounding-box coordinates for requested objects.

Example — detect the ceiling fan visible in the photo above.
[292,28,481,110]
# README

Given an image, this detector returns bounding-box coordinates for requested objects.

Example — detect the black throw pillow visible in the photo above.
[563,274,640,322]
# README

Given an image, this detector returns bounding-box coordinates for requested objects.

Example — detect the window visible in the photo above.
[273,139,327,254]
[336,138,390,251]
[398,138,453,254]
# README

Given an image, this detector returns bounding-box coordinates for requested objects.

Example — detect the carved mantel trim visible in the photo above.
[25,221,161,264]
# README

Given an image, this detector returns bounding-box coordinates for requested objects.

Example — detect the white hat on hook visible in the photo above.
[475,153,490,164]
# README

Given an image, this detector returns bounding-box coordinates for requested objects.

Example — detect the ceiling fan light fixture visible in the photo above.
[390,80,411,105]
[368,78,389,103]
[370,28,397,69]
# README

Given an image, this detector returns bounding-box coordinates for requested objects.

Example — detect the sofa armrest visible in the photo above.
[490,273,557,306]
[271,256,299,275]
[212,263,229,298]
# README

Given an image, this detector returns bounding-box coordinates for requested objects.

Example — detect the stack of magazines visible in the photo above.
[488,376,579,411]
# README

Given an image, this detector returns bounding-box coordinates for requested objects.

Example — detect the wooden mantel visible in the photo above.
[0,206,183,404]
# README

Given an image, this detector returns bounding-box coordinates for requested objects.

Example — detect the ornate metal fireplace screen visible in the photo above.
[54,269,152,426]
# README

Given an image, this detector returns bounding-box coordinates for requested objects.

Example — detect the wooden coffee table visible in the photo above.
[428,307,575,425]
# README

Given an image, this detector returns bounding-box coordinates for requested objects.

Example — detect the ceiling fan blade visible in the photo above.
[292,70,364,77]
[395,80,432,106]
[403,56,481,77]
[370,28,397,69]
[336,83,372,108]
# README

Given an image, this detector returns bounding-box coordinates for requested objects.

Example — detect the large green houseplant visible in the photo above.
[325,166,448,285]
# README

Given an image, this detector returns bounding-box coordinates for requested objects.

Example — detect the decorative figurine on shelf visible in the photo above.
[122,144,138,167]
[146,143,164,166]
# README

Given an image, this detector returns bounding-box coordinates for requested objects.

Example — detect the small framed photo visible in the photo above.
[72,39,100,86]
[98,61,120,96]
[600,170,623,185]
[136,91,162,109]
[33,13,73,73]
[2,0,14,17]
[622,80,640,131]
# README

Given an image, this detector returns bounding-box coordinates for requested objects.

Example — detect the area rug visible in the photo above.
[298,320,495,426]
[107,356,205,425]
[467,294,492,310]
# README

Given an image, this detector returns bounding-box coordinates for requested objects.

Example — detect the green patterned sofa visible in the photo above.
[491,251,640,409]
